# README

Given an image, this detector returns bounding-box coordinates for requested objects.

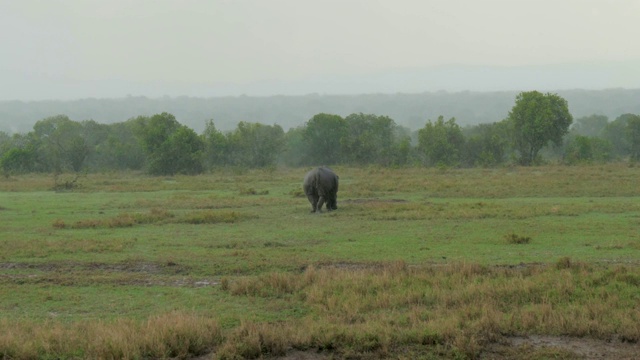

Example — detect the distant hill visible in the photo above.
[1,89,639,134]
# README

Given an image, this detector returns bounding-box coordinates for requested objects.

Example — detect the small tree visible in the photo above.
[601,114,636,159]
[462,122,510,167]
[133,113,204,175]
[32,115,90,172]
[98,121,146,171]
[302,113,347,165]
[508,91,573,165]
[571,114,609,137]
[564,135,612,164]
[281,126,307,167]
[418,116,464,167]
[342,113,397,165]
[1,147,37,175]
[225,122,285,168]
[202,120,227,169]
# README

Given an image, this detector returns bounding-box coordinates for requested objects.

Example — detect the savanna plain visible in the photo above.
[1,164,640,359]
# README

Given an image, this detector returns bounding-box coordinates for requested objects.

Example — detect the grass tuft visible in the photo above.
[505,232,531,244]
[239,187,269,195]
[179,210,250,224]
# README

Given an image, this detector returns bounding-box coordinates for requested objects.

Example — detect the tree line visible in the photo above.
[1,91,640,176]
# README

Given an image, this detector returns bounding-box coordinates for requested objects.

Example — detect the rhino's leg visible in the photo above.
[307,194,319,212]
[317,194,327,212]
[329,195,338,210]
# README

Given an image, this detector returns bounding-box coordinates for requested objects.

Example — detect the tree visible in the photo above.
[564,135,612,164]
[94,121,146,171]
[225,122,285,168]
[342,113,397,165]
[418,116,464,167]
[508,91,573,165]
[79,120,111,170]
[462,122,510,167]
[1,147,37,175]
[302,113,347,165]
[202,120,228,169]
[601,114,636,159]
[133,112,204,175]
[163,126,204,174]
[32,115,89,172]
[571,114,609,137]
[282,126,307,167]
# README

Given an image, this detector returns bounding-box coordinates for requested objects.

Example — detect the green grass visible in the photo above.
[1,164,640,358]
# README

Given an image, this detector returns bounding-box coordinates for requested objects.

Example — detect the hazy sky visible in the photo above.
[1,0,639,100]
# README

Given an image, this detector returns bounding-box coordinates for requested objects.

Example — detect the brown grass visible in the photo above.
[0,312,220,359]
[214,261,640,358]
[53,208,254,229]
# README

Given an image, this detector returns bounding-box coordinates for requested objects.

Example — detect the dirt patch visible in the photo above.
[0,260,190,274]
[514,335,640,359]
[313,261,384,271]
[0,261,217,287]
[483,335,640,359]
[272,350,331,360]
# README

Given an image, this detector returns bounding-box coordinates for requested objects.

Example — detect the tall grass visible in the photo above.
[0,312,221,359]
[214,261,640,358]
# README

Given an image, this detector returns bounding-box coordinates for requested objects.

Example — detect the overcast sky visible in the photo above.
[1,0,639,100]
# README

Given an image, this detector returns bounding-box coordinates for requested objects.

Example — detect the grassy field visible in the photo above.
[1,164,640,359]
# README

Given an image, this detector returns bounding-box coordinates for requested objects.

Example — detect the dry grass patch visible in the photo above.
[179,210,253,224]
[53,208,254,229]
[0,312,221,359]
[214,261,640,358]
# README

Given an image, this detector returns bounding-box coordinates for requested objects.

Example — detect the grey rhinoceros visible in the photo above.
[303,167,339,213]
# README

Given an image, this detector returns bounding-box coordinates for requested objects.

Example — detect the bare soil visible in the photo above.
[269,336,640,359]
[509,335,640,360]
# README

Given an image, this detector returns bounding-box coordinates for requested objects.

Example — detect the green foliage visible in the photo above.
[564,135,612,164]
[571,114,609,137]
[508,91,573,165]
[302,113,347,165]
[32,115,90,172]
[462,122,510,167]
[281,126,306,166]
[224,121,285,168]
[201,119,227,169]
[342,113,397,165]
[96,121,146,170]
[0,146,37,175]
[418,116,464,167]
[600,113,640,159]
[5,107,640,174]
[133,112,204,175]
